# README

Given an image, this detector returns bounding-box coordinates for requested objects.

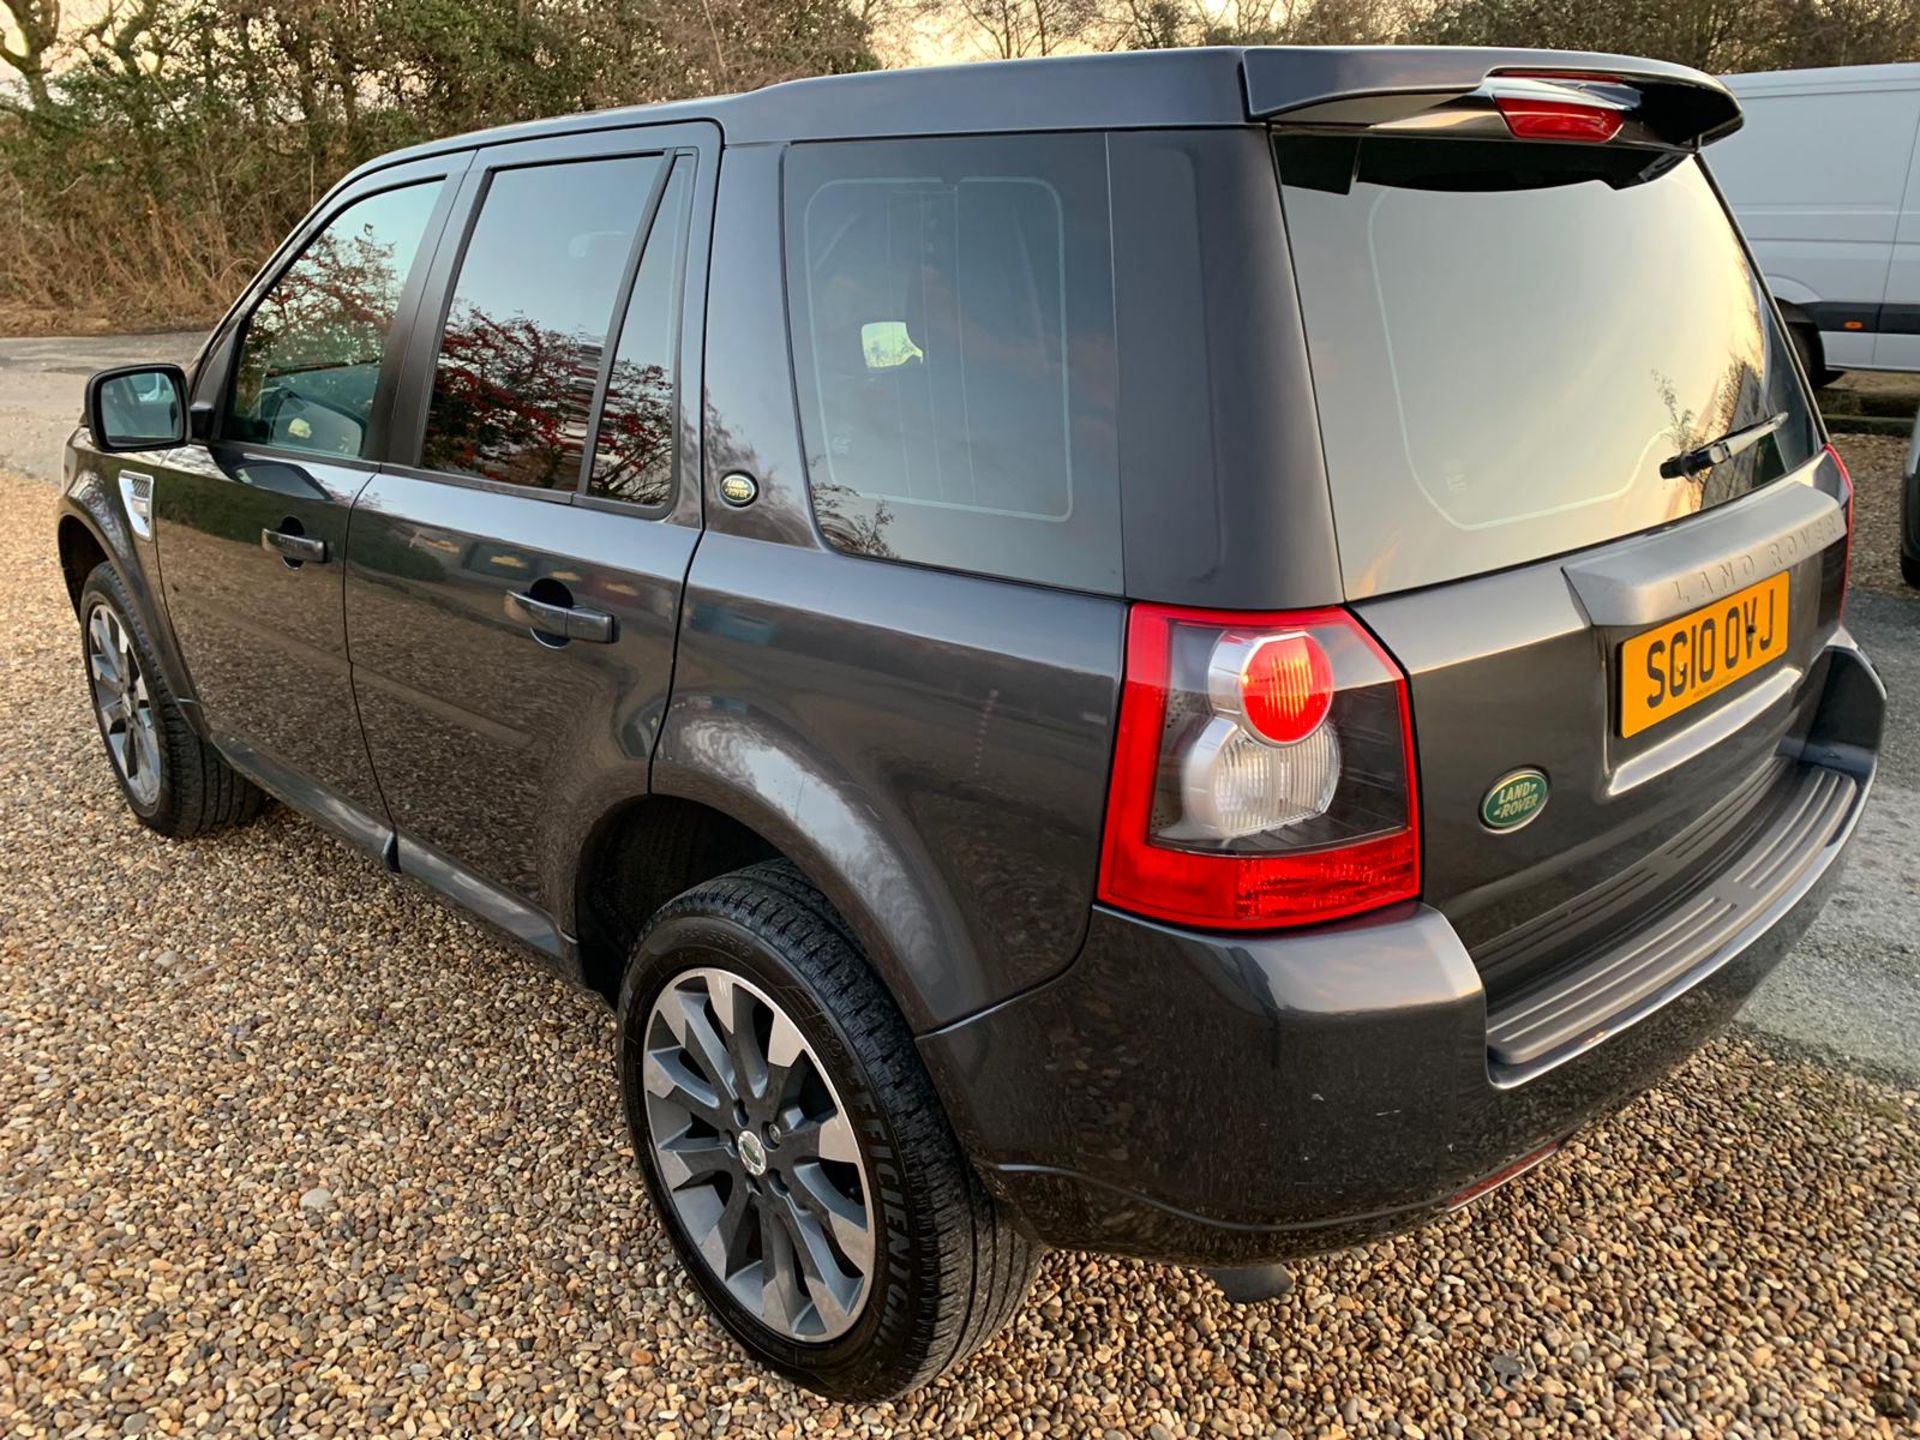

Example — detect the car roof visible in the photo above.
[339,44,1730,186]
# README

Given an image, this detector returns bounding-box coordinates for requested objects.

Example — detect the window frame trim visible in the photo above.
[389,124,715,514]
[209,153,472,470]
[578,153,698,518]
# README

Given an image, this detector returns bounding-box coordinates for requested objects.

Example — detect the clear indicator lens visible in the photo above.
[1180,716,1340,840]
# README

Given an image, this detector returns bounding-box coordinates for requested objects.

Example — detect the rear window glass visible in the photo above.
[1277,137,1821,599]
[784,134,1121,593]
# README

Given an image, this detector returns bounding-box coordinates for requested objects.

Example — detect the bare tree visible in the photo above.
[0,0,58,109]
[952,0,1101,57]
[79,0,164,76]
[1101,0,1404,49]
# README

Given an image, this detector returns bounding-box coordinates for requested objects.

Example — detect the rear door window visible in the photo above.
[420,154,668,490]
[1277,136,1821,599]
[784,134,1121,593]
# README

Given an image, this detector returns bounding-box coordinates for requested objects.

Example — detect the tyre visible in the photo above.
[1904,551,1920,588]
[616,861,1039,1399]
[1790,323,1841,389]
[78,561,268,838]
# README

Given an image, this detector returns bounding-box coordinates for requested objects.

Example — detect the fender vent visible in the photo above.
[118,471,155,540]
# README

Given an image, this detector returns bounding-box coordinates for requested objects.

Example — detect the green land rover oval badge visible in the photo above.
[1481,768,1549,832]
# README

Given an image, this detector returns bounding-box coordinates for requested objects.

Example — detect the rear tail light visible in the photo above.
[1494,96,1624,143]
[1825,442,1854,614]
[1098,604,1420,930]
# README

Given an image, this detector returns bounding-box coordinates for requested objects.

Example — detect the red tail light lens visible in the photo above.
[1495,97,1624,143]
[1226,631,1334,745]
[1098,604,1420,930]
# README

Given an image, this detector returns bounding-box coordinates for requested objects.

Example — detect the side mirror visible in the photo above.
[85,364,189,452]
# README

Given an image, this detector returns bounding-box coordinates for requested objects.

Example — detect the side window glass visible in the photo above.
[420,154,666,490]
[588,158,694,507]
[226,182,443,459]
[784,134,1121,593]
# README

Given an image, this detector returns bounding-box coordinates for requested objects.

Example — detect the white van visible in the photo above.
[1714,63,1920,382]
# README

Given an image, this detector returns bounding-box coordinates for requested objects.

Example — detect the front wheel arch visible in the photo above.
[57,514,109,614]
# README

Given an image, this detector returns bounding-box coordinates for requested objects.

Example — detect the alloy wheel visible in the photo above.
[641,966,875,1343]
[86,601,161,808]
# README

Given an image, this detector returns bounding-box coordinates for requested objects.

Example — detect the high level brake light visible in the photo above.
[1494,96,1624,143]
[1098,604,1420,930]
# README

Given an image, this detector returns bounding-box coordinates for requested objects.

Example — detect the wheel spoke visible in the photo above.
[662,987,739,1102]
[699,1178,753,1280]
[88,611,121,689]
[654,1131,734,1190]
[758,1202,807,1333]
[129,715,160,784]
[781,1107,860,1166]
[642,1047,731,1130]
[763,1010,813,1111]
[789,1160,874,1274]
[773,1189,858,1336]
[710,973,770,1104]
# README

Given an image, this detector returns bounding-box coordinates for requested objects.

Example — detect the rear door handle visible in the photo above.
[261,527,327,564]
[506,590,616,644]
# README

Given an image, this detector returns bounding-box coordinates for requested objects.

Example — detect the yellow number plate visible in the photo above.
[1619,572,1790,738]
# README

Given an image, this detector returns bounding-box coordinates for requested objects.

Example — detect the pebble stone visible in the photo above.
[2,460,1917,1437]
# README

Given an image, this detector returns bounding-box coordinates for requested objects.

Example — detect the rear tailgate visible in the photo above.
[1355,463,1847,1006]
[1274,115,1850,1010]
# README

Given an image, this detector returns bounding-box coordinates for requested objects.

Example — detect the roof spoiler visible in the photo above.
[1244,46,1743,148]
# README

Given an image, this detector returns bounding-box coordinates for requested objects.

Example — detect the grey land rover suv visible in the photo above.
[57,45,1883,1399]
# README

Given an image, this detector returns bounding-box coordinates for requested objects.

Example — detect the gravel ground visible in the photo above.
[1837,433,1912,598]
[3,465,1919,1438]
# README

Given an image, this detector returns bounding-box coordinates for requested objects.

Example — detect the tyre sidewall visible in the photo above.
[617,906,929,1396]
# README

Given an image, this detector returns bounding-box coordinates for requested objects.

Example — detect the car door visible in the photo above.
[345,126,713,948]
[150,153,467,849]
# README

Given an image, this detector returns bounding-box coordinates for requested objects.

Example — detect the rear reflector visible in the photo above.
[1443,1142,1561,1211]
[1098,604,1420,930]
[1495,97,1624,143]
[1826,442,1854,615]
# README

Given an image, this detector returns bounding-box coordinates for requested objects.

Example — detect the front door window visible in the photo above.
[225,182,443,459]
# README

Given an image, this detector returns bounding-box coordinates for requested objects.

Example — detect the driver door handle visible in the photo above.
[261,528,328,564]
[506,590,616,644]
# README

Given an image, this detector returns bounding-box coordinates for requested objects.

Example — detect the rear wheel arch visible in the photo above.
[578,741,972,1037]
[571,794,784,1002]
[643,747,972,1034]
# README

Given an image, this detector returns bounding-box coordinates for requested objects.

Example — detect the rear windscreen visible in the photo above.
[1277,136,1821,599]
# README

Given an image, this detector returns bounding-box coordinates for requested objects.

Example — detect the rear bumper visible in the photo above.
[919,638,1882,1267]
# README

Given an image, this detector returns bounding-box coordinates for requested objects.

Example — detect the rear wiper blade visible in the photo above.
[1659,411,1789,479]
